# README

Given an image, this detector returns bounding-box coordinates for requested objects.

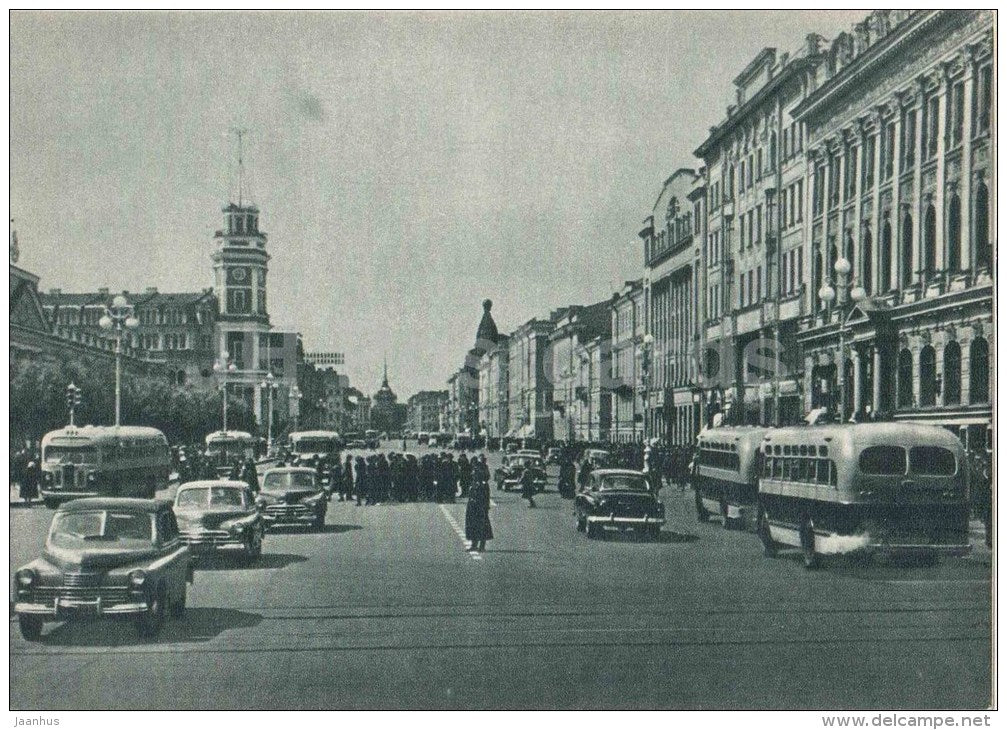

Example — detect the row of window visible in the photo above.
[738,266,763,309]
[781,247,803,297]
[706,283,723,320]
[780,180,804,230]
[698,448,740,471]
[896,338,990,409]
[763,456,838,487]
[812,65,992,216]
[812,181,992,304]
[858,445,956,476]
[739,206,762,249]
[225,287,267,315]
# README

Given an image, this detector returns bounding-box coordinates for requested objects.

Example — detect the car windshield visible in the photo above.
[44,446,97,464]
[594,475,648,492]
[293,439,336,454]
[50,510,154,547]
[176,487,247,508]
[515,457,541,467]
[262,472,316,491]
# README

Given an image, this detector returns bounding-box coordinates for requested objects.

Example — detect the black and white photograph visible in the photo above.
[7,8,996,715]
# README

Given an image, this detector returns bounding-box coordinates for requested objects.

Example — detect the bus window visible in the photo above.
[909,446,957,476]
[763,457,773,478]
[858,446,907,476]
[773,457,782,478]
[816,459,831,484]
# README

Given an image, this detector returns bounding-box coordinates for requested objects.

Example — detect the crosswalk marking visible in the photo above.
[438,504,482,561]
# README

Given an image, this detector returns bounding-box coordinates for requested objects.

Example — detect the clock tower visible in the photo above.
[211,200,271,422]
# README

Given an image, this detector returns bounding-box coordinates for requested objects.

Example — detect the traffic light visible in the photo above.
[66,383,81,426]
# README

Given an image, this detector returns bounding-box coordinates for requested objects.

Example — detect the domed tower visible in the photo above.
[473,298,499,355]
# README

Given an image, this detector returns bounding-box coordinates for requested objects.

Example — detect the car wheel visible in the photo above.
[800,518,820,570]
[757,508,777,557]
[694,489,708,523]
[137,586,166,638]
[586,521,600,540]
[169,584,186,619]
[18,615,43,641]
[647,524,661,540]
[43,498,59,510]
[720,499,735,530]
[575,513,586,532]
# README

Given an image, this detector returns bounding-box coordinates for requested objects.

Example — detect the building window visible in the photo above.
[739,273,745,308]
[227,288,250,313]
[881,219,893,292]
[951,81,965,146]
[947,193,962,272]
[897,349,914,408]
[862,227,873,295]
[919,345,936,407]
[903,109,916,169]
[969,337,989,404]
[943,342,961,405]
[844,229,855,275]
[863,134,875,190]
[882,121,895,180]
[975,181,990,270]
[975,65,992,134]
[901,212,913,287]
[923,203,937,280]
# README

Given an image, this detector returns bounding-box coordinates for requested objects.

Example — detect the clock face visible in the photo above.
[231,267,248,283]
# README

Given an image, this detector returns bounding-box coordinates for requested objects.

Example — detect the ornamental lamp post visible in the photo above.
[818,256,867,423]
[213,351,237,433]
[636,334,655,443]
[98,295,139,428]
[260,371,278,451]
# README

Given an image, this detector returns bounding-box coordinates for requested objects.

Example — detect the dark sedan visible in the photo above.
[257,468,327,529]
[574,469,665,540]
[495,454,547,492]
[13,497,192,640]
[174,480,264,563]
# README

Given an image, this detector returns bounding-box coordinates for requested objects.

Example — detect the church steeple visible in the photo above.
[382,355,389,389]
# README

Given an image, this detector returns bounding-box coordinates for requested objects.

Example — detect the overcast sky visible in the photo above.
[11,10,865,398]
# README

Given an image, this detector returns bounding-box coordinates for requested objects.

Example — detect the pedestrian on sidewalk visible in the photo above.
[465,473,493,552]
[20,459,39,506]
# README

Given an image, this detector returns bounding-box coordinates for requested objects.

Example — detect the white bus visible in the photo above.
[288,430,342,464]
[40,425,170,507]
[693,426,769,529]
[205,430,259,476]
[756,422,971,569]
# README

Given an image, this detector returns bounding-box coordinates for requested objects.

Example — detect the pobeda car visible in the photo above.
[575,469,666,539]
[256,467,327,529]
[13,498,193,640]
[174,480,265,562]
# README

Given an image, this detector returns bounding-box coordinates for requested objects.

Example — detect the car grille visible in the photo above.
[264,504,311,519]
[30,585,131,602]
[64,571,101,587]
[180,529,234,545]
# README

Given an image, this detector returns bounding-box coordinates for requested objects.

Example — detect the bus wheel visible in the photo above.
[757,509,777,557]
[800,518,820,570]
[43,498,58,509]
[694,490,709,523]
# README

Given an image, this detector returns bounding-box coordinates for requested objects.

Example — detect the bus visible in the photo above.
[288,430,342,465]
[205,430,259,476]
[756,422,971,569]
[693,426,769,529]
[40,425,170,507]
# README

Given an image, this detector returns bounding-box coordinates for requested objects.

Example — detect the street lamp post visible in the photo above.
[290,386,303,432]
[260,372,277,450]
[98,295,139,428]
[213,351,237,433]
[818,257,866,423]
[636,334,655,443]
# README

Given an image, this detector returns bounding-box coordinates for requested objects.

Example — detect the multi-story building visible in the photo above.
[506,315,557,441]
[406,390,448,434]
[794,10,993,442]
[695,36,826,428]
[574,335,612,443]
[344,388,371,432]
[549,301,611,443]
[639,168,706,444]
[478,335,510,439]
[445,367,477,435]
[609,279,646,443]
[371,361,406,434]
[41,286,218,388]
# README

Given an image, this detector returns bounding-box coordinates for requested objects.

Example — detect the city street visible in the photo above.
[9,444,992,710]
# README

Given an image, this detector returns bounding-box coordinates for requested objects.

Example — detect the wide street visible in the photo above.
[10,443,992,710]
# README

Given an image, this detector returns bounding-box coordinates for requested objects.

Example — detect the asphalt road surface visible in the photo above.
[9,443,993,710]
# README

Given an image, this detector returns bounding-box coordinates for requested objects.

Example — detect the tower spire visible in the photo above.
[231,126,248,206]
[382,354,389,388]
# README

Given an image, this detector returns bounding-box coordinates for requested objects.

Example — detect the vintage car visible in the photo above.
[580,449,612,469]
[495,454,548,492]
[256,467,327,529]
[173,480,264,562]
[13,497,193,640]
[574,469,665,540]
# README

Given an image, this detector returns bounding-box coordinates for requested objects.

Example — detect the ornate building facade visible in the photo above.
[795,10,993,443]
[609,279,645,443]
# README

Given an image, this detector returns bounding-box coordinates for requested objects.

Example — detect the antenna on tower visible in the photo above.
[230,126,249,206]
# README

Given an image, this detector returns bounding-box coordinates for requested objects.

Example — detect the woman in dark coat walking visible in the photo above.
[465,475,493,552]
[20,459,40,505]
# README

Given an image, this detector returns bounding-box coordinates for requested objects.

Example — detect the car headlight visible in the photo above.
[15,569,35,588]
[128,570,147,588]
[221,515,256,532]
[87,472,96,482]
